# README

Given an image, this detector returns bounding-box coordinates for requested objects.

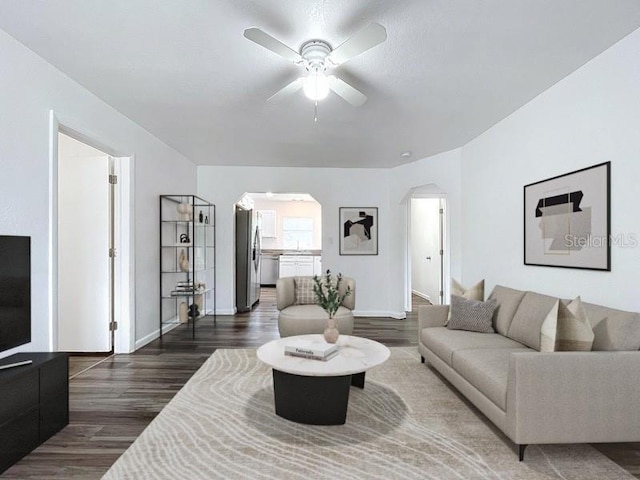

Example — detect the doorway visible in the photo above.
[410,198,444,305]
[53,127,133,354]
[404,185,449,311]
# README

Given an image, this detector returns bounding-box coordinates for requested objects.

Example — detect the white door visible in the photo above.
[410,198,442,304]
[58,135,112,352]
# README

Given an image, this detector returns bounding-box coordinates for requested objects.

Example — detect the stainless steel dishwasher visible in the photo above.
[260,254,279,286]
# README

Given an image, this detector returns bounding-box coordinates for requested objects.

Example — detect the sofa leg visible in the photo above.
[518,444,527,462]
[420,356,425,364]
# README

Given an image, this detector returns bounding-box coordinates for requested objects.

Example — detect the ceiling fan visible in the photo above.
[244,23,387,107]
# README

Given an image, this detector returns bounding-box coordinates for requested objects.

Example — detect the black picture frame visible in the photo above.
[523,162,611,271]
[339,207,378,255]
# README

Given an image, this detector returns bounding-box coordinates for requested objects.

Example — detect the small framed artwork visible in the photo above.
[339,207,378,255]
[524,162,610,270]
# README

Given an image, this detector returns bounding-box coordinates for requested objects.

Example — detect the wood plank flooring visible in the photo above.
[2,288,638,478]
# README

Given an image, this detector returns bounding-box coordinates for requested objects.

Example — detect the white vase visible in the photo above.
[179,249,189,272]
[179,302,188,323]
[176,202,191,221]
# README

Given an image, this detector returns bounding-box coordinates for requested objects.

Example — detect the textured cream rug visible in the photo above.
[103,348,632,479]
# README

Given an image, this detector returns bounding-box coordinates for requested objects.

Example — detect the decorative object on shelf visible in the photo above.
[199,210,204,223]
[188,303,200,319]
[179,302,188,323]
[177,201,191,221]
[524,162,610,271]
[339,207,378,255]
[179,249,189,272]
[179,233,190,244]
[313,270,352,344]
[205,216,209,224]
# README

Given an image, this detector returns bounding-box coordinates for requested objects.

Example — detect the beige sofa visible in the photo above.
[418,285,640,461]
[276,276,356,337]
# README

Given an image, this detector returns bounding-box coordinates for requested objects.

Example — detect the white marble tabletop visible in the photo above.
[257,334,390,377]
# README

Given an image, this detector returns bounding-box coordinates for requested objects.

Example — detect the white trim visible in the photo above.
[216,308,237,315]
[353,310,407,320]
[411,289,431,301]
[135,322,182,350]
[50,112,135,354]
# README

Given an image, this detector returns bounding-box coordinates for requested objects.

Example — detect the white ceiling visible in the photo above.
[1,1,639,168]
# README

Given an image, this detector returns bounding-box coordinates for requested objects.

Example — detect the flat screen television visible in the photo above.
[0,235,31,353]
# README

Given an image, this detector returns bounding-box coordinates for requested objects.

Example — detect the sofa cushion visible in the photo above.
[294,277,317,305]
[488,285,526,336]
[507,291,559,350]
[447,295,496,333]
[452,348,532,410]
[420,327,528,366]
[582,303,640,351]
[540,298,594,352]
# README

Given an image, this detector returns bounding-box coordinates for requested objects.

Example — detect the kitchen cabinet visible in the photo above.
[258,210,276,238]
[279,255,314,278]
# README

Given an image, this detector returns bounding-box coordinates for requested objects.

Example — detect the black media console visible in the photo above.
[0,352,69,474]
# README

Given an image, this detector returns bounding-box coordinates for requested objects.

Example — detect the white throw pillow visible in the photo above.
[294,277,317,305]
[540,297,594,352]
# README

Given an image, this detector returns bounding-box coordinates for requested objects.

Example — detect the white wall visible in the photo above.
[251,198,322,250]
[198,150,463,317]
[461,28,640,312]
[0,29,196,358]
[198,166,400,316]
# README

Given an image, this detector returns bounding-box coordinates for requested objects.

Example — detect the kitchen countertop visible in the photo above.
[261,249,321,256]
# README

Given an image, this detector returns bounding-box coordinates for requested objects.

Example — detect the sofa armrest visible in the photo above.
[506,351,640,444]
[418,305,449,330]
[276,277,296,311]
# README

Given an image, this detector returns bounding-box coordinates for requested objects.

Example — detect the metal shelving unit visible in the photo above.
[159,195,215,338]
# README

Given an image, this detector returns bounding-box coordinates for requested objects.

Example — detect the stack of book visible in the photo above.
[171,281,199,296]
[284,343,338,361]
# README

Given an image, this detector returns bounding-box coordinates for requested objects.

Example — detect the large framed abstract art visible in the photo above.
[524,162,610,271]
[339,207,378,255]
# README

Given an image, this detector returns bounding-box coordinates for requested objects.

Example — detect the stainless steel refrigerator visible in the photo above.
[235,206,261,312]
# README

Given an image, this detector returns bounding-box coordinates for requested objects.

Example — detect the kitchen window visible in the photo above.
[282,217,313,250]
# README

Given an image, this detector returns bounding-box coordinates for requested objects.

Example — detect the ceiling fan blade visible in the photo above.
[244,28,302,63]
[267,78,304,102]
[327,22,387,65]
[328,76,367,107]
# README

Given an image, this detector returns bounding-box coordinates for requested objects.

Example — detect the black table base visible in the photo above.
[272,370,366,425]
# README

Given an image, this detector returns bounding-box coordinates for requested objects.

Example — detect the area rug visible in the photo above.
[103,348,632,479]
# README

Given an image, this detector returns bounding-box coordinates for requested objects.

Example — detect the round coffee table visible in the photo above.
[257,334,390,425]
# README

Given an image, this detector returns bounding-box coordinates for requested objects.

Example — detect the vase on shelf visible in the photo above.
[179,249,189,272]
[176,202,191,221]
[179,302,188,324]
[323,317,339,344]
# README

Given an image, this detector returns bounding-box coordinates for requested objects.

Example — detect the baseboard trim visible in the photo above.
[411,290,431,301]
[353,310,407,320]
[135,322,181,351]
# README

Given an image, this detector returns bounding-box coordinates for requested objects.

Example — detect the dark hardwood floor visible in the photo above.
[2,288,638,478]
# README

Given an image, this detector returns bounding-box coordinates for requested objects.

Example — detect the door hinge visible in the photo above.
[109,248,117,258]
[440,290,444,296]
[109,174,118,184]
[439,249,444,256]
[439,208,444,214]
[109,321,118,331]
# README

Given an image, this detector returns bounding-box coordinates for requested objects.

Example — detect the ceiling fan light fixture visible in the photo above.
[303,71,330,101]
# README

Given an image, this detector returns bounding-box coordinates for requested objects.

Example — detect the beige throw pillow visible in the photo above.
[451,278,484,300]
[294,277,317,305]
[540,297,594,352]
